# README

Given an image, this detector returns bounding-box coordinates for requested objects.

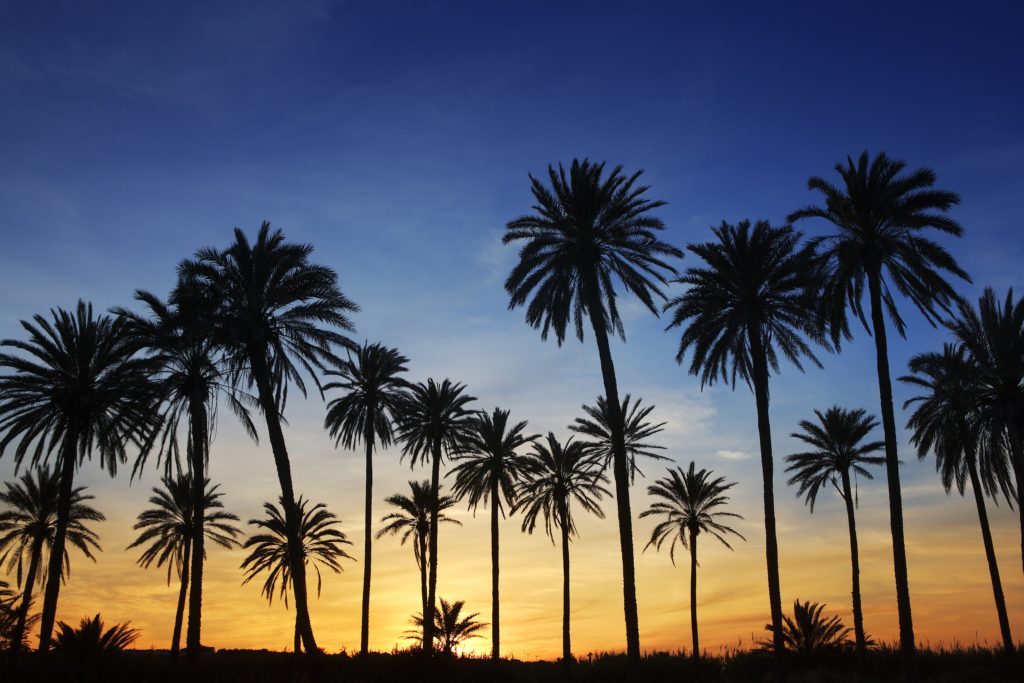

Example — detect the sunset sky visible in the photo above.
[1,0,1023,660]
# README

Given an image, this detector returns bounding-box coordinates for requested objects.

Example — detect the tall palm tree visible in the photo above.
[504,160,682,663]
[0,466,104,652]
[127,474,241,656]
[377,481,462,623]
[241,496,353,653]
[945,288,1024,573]
[569,394,668,482]
[407,598,487,656]
[513,433,609,661]
[448,407,536,660]
[0,301,160,650]
[665,220,824,659]
[784,407,885,654]
[181,223,358,653]
[640,462,744,662]
[395,379,476,653]
[114,283,256,656]
[789,151,970,654]
[900,344,1015,654]
[323,342,410,656]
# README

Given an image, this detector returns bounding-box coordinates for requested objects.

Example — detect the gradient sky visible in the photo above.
[2,0,1023,659]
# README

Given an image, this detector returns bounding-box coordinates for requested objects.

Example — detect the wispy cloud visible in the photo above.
[716,449,749,461]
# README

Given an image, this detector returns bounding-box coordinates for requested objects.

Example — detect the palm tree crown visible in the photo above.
[449,408,535,513]
[569,395,667,482]
[396,379,477,467]
[408,598,487,656]
[377,481,462,570]
[324,342,411,451]
[765,601,853,654]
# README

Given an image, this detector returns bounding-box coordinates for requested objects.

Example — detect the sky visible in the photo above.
[1,0,1023,659]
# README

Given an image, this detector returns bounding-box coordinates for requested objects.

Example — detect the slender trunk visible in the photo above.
[249,350,318,654]
[584,281,640,665]
[37,424,78,651]
[690,529,699,663]
[11,535,43,652]
[360,427,374,657]
[841,470,866,654]
[171,539,192,657]
[418,529,428,625]
[747,327,785,664]
[491,477,500,661]
[294,611,301,654]
[1004,419,1024,574]
[560,501,571,662]
[967,456,1014,654]
[424,438,442,655]
[866,269,915,655]
[185,395,207,657]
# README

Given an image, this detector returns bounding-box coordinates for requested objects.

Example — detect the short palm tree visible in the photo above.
[241,496,353,653]
[569,394,668,482]
[901,344,1015,654]
[513,433,609,661]
[640,462,744,662]
[665,220,824,658]
[181,223,358,653]
[0,301,160,650]
[127,474,241,656]
[0,466,104,653]
[407,598,487,656]
[395,378,476,653]
[789,151,970,654]
[323,341,410,656]
[764,600,853,654]
[448,407,536,660]
[784,407,885,654]
[52,613,140,655]
[377,481,461,623]
[945,288,1024,573]
[504,159,682,663]
[0,580,22,650]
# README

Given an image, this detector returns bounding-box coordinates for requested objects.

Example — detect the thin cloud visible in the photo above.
[716,449,749,461]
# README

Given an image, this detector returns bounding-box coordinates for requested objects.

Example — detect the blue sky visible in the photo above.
[1,0,1023,655]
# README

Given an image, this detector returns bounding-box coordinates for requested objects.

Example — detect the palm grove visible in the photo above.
[0,152,1021,665]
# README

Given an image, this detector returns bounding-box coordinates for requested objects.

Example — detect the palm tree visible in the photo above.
[764,600,853,654]
[640,462,745,662]
[127,474,241,656]
[569,394,668,482]
[513,433,609,661]
[115,282,257,656]
[503,160,682,663]
[0,580,23,650]
[407,598,487,656]
[377,481,462,623]
[789,152,970,654]
[0,466,104,652]
[0,301,160,650]
[395,379,476,653]
[52,613,140,654]
[181,223,358,653]
[448,407,536,660]
[900,344,1015,654]
[241,496,353,653]
[665,220,824,659]
[323,342,410,656]
[944,288,1024,573]
[784,407,885,654]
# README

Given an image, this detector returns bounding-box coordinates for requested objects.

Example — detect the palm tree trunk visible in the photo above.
[490,477,500,661]
[185,395,207,657]
[840,470,866,654]
[584,282,640,665]
[1003,419,1024,574]
[560,501,571,662]
[294,611,301,654]
[249,350,318,655]
[967,456,1014,654]
[171,538,192,657]
[689,530,699,663]
[418,531,428,625]
[360,428,374,657]
[424,438,442,655]
[11,535,43,652]
[37,424,78,651]
[866,268,915,656]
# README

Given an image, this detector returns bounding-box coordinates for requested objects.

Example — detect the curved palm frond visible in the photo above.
[569,395,667,482]
[449,407,536,514]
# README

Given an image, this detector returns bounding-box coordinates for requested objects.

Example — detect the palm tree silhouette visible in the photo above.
[0,301,160,650]
[764,600,853,654]
[52,613,140,654]
[127,474,241,656]
[944,288,1024,574]
[449,407,536,660]
[407,598,487,656]
[503,159,681,663]
[640,462,744,662]
[114,283,256,656]
[789,152,970,654]
[181,223,358,653]
[0,580,23,650]
[0,466,104,652]
[377,481,462,624]
[323,342,411,656]
[513,433,609,661]
[395,379,476,653]
[665,220,824,660]
[901,344,1015,654]
[784,407,885,654]
[570,394,668,482]
[241,496,353,653]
